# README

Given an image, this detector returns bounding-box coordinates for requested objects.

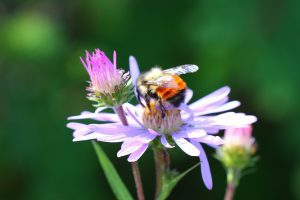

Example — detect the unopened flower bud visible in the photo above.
[80,49,134,107]
[216,126,256,170]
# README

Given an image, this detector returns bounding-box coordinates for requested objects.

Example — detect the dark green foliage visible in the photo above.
[0,0,299,199]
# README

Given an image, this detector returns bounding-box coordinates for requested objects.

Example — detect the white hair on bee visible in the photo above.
[143,67,164,81]
[137,83,148,95]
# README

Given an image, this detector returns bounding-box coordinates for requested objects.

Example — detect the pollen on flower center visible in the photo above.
[142,101,183,135]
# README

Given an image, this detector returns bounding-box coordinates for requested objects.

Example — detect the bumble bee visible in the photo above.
[136,64,198,117]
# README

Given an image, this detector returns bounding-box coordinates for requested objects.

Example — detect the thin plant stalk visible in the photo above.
[224,168,240,200]
[224,183,235,200]
[114,105,145,200]
[153,147,170,199]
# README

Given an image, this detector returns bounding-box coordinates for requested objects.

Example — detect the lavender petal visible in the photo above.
[117,142,145,157]
[176,127,207,139]
[67,122,93,137]
[124,107,145,128]
[67,122,88,130]
[192,112,257,130]
[189,86,230,110]
[210,112,257,126]
[193,135,224,146]
[191,140,213,190]
[74,131,131,143]
[91,123,146,136]
[127,144,148,162]
[172,135,200,156]
[193,101,241,116]
[129,56,140,87]
[161,136,174,148]
[184,88,193,104]
[68,111,120,123]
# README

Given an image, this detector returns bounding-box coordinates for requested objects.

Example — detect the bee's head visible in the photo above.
[137,67,163,95]
[143,67,164,81]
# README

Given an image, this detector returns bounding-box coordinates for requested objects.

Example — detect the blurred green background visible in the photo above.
[1,0,299,199]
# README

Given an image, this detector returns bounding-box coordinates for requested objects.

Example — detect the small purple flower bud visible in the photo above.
[223,126,255,153]
[80,49,133,107]
[216,126,257,170]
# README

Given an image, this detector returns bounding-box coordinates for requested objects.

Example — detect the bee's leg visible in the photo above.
[137,90,145,108]
[158,99,166,118]
[145,94,151,110]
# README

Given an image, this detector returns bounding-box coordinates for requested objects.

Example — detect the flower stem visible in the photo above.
[114,105,129,126]
[224,183,235,200]
[153,147,170,199]
[114,105,145,200]
[224,168,240,200]
[131,162,145,200]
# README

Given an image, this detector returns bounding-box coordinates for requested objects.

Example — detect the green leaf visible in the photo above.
[92,141,134,200]
[157,163,200,200]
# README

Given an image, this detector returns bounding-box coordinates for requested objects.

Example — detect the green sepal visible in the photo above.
[215,147,255,170]
[88,78,134,107]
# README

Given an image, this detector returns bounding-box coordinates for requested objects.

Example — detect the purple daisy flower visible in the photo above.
[67,56,257,190]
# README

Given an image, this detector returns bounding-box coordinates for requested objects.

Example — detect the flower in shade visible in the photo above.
[216,126,257,170]
[80,49,133,107]
[67,56,257,190]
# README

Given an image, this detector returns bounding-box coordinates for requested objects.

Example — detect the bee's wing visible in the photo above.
[146,75,179,88]
[163,64,199,75]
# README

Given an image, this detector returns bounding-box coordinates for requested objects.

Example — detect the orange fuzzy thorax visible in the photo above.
[156,75,186,100]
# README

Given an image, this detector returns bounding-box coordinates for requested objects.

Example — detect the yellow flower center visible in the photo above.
[142,101,183,135]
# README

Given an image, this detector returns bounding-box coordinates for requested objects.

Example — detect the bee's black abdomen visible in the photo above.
[167,89,186,107]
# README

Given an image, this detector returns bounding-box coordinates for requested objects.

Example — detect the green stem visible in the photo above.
[224,168,240,200]
[114,105,145,200]
[224,183,235,200]
[153,147,170,199]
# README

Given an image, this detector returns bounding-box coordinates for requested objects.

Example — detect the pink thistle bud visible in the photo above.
[79,49,132,107]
